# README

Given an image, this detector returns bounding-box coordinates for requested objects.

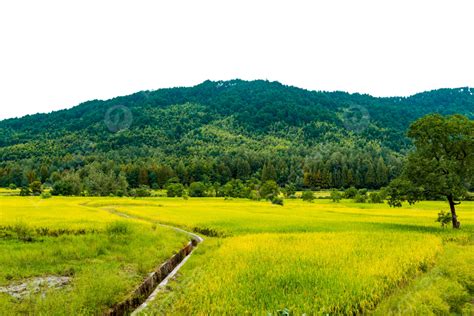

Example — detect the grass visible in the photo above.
[373,239,474,315]
[84,198,474,235]
[100,198,472,315]
[151,232,442,314]
[1,196,473,314]
[0,197,189,315]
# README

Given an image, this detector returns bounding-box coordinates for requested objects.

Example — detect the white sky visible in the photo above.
[1,0,473,120]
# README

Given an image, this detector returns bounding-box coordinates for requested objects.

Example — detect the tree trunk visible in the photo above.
[447,195,461,229]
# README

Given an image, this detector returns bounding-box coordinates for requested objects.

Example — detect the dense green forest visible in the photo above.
[0,80,473,196]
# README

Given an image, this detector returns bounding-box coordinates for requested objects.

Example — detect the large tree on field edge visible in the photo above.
[386,114,474,228]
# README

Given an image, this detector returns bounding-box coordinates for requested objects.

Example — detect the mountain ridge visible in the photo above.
[1,79,472,123]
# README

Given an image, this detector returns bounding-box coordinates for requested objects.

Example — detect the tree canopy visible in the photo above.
[387,114,474,228]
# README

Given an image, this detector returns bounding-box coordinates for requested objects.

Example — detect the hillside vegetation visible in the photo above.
[0,80,473,192]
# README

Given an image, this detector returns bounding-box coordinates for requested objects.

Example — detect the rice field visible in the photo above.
[152,232,443,314]
[0,196,189,315]
[1,196,473,314]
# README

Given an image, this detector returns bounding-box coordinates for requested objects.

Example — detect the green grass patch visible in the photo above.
[0,198,189,314]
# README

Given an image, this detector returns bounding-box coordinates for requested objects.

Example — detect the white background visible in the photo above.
[1,0,473,119]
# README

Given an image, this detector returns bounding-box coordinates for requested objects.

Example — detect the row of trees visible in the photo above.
[0,142,401,192]
[17,169,287,205]
[17,174,390,209]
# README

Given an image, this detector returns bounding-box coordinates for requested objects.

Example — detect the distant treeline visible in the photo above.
[0,139,402,196]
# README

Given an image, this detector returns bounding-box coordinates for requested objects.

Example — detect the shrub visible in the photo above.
[378,187,388,200]
[19,186,31,196]
[51,173,82,196]
[369,192,384,203]
[249,190,261,201]
[206,186,217,197]
[284,183,296,197]
[344,186,358,199]
[166,183,184,197]
[259,180,280,200]
[301,190,315,202]
[41,191,52,199]
[271,196,284,206]
[189,182,208,197]
[330,190,342,202]
[29,181,43,195]
[133,185,151,197]
[8,183,17,190]
[220,180,248,198]
[219,183,232,197]
[52,181,71,196]
[354,193,367,203]
[436,210,452,228]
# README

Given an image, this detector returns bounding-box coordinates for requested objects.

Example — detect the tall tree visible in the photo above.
[261,161,277,182]
[155,165,175,188]
[138,167,149,186]
[175,161,188,184]
[386,114,474,228]
[365,161,376,188]
[375,157,388,187]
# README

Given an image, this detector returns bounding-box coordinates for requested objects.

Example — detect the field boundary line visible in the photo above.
[97,208,203,316]
[97,206,204,243]
[130,243,196,315]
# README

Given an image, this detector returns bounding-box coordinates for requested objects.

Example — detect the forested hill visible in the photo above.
[0,80,473,191]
